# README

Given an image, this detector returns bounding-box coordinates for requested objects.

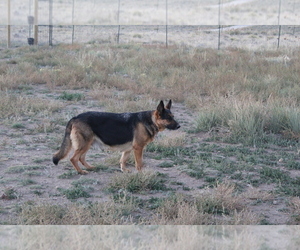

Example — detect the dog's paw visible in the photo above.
[78,170,89,175]
[120,167,131,173]
[86,166,96,170]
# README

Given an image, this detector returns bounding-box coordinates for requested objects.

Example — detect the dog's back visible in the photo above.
[74,111,137,146]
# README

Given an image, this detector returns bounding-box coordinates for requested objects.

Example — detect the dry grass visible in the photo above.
[195,95,300,143]
[154,182,260,225]
[151,130,186,148]
[2,45,300,108]
[153,195,210,225]
[19,201,135,225]
[0,92,63,119]
[289,197,300,224]
[2,225,272,250]
[91,85,157,113]
[242,187,273,201]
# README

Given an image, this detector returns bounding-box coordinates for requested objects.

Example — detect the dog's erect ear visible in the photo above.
[157,100,165,115]
[166,100,172,110]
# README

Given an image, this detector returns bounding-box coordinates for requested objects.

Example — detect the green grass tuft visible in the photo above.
[109,171,168,193]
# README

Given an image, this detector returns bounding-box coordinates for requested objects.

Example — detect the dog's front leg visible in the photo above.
[133,146,144,171]
[120,150,132,172]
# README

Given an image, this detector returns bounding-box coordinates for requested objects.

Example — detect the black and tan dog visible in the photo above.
[53,100,180,174]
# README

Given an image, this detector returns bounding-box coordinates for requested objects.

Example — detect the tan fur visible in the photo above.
[132,122,153,171]
[154,110,169,131]
[69,122,95,174]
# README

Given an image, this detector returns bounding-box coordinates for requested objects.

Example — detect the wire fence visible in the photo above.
[1,24,300,50]
[1,0,300,50]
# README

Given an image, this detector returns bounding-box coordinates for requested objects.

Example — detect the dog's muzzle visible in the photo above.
[167,122,180,130]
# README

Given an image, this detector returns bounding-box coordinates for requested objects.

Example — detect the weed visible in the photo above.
[11,123,25,129]
[25,171,44,177]
[259,166,290,183]
[5,165,44,174]
[58,186,92,200]
[183,164,205,179]
[147,144,196,158]
[158,162,174,168]
[108,171,168,193]
[1,188,18,200]
[146,197,165,210]
[33,158,49,164]
[32,190,43,196]
[20,179,37,186]
[71,178,99,187]
[286,161,300,170]
[57,170,78,179]
[195,110,223,132]
[279,177,300,196]
[59,92,84,101]
[93,164,116,173]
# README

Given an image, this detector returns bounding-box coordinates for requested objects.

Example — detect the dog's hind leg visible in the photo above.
[72,142,95,174]
[70,126,93,174]
[79,152,95,170]
[78,138,95,171]
[70,150,89,175]
[120,150,132,172]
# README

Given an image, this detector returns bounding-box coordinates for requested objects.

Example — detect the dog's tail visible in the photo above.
[52,119,74,165]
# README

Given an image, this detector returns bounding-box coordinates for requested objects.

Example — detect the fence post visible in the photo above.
[49,0,53,45]
[34,0,38,45]
[72,0,75,44]
[277,0,281,49]
[218,0,221,50]
[277,25,281,49]
[166,0,168,48]
[117,0,120,43]
[7,0,11,48]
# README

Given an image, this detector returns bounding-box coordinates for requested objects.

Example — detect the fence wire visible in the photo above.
[1,25,300,50]
[1,0,300,49]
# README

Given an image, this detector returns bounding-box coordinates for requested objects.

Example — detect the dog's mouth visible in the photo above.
[166,123,180,130]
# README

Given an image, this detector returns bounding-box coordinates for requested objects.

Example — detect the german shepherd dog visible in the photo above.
[53,100,180,174]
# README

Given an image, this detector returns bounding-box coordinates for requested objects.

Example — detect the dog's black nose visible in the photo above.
[176,125,181,129]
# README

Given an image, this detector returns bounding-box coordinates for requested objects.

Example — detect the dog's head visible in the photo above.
[154,100,180,131]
